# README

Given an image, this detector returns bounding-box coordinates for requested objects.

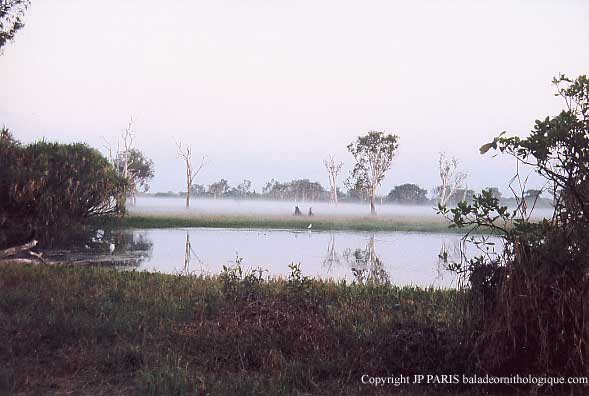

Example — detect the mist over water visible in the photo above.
[39,196,552,287]
[130,196,554,219]
[130,196,437,217]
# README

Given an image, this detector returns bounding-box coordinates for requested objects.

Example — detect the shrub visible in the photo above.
[0,130,126,246]
[441,75,589,386]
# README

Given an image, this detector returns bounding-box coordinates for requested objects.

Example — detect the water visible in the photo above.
[44,227,503,288]
[38,195,546,288]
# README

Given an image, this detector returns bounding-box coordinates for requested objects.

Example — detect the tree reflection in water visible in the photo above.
[321,234,391,284]
[40,229,154,269]
[182,231,205,276]
[322,234,341,271]
[437,240,461,284]
[438,235,501,286]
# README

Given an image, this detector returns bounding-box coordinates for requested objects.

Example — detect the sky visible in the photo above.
[1,0,588,195]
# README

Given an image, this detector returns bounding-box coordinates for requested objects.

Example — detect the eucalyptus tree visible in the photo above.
[114,148,154,204]
[347,131,400,215]
[208,178,230,198]
[436,152,467,207]
[105,119,154,206]
[261,179,326,201]
[0,0,29,51]
[388,183,428,204]
[236,179,252,197]
[324,155,343,205]
[176,141,206,209]
[524,189,542,200]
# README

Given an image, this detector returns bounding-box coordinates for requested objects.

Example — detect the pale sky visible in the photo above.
[1,0,588,195]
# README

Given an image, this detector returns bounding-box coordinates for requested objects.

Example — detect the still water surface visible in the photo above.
[47,228,503,288]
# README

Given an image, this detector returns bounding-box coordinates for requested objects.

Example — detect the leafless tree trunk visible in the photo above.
[120,119,134,204]
[102,117,136,210]
[437,152,467,207]
[0,239,37,259]
[120,119,133,179]
[324,155,343,205]
[176,141,206,209]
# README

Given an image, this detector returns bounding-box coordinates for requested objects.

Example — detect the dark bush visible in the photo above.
[442,75,589,387]
[0,129,126,247]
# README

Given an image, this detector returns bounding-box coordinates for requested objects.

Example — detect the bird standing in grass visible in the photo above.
[109,243,115,254]
[96,229,105,240]
[307,224,312,229]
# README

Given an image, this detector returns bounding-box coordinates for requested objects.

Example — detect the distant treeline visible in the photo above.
[147,179,554,207]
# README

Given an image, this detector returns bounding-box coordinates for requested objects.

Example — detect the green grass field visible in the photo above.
[0,264,481,396]
[97,212,470,234]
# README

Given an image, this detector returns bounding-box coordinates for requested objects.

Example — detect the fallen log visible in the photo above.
[0,240,38,259]
[0,258,43,266]
[29,250,46,263]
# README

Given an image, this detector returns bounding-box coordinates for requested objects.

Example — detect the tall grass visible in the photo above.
[97,213,469,234]
[0,264,473,395]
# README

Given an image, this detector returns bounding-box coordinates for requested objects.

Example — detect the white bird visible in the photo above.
[96,229,105,239]
[109,243,115,254]
[307,224,313,229]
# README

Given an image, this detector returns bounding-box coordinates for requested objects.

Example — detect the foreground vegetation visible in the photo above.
[0,264,480,396]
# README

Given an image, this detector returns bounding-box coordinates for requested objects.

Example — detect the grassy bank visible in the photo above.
[0,264,477,396]
[98,212,467,234]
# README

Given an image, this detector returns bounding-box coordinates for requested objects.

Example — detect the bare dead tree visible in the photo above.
[102,118,136,206]
[120,118,134,182]
[437,152,467,207]
[176,141,206,209]
[102,137,115,164]
[324,155,343,205]
[462,183,469,203]
[507,160,548,221]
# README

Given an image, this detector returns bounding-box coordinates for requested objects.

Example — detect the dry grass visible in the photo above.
[101,212,461,234]
[0,263,477,396]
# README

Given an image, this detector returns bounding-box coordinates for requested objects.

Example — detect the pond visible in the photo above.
[42,228,503,288]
